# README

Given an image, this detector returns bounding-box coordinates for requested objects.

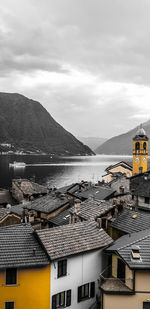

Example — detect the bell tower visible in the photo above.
[132,124,148,176]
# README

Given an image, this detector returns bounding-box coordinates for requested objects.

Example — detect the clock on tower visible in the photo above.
[132,124,148,176]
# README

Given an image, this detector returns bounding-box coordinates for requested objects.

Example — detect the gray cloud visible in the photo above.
[1,0,150,137]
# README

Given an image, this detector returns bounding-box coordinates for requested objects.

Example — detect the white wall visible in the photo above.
[51,249,107,309]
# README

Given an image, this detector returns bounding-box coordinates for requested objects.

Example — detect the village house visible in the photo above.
[69,197,122,229]
[109,208,150,240]
[100,228,150,309]
[102,161,132,183]
[36,220,112,309]
[0,207,21,227]
[0,223,50,309]
[23,193,69,228]
[11,179,49,203]
[130,171,150,211]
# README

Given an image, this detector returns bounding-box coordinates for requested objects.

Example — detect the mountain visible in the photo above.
[78,137,107,151]
[0,92,94,156]
[96,120,150,155]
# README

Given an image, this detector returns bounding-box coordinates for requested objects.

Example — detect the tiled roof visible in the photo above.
[110,208,150,234]
[70,197,115,220]
[48,208,70,226]
[12,179,48,196]
[10,204,25,217]
[24,194,68,214]
[130,173,150,197]
[36,221,113,260]
[0,224,49,268]
[107,229,150,269]
[76,186,115,200]
[0,208,9,220]
[105,161,132,172]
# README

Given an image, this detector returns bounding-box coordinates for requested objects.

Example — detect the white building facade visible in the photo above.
[51,249,107,309]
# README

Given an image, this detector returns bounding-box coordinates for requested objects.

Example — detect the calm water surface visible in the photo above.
[0,154,133,189]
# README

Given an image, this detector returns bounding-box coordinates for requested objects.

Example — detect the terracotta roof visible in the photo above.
[36,221,113,260]
[70,197,115,221]
[107,229,150,269]
[0,224,49,268]
[110,208,150,234]
[24,194,68,214]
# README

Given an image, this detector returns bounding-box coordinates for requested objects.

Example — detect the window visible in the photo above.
[5,302,14,309]
[145,197,150,204]
[143,302,150,309]
[52,290,71,309]
[143,142,147,151]
[117,259,125,283]
[78,282,95,302]
[135,142,140,151]
[58,260,67,278]
[6,268,17,285]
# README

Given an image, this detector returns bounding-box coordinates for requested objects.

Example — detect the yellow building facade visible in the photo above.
[132,125,148,176]
[0,266,51,309]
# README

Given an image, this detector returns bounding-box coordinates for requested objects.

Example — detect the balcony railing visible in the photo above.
[99,265,134,293]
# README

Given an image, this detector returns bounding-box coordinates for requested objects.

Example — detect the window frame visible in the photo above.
[52,290,71,309]
[145,197,150,204]
[78,282,95,302]
[57,259,67,278]
[6,268,17,286]
[143,302,150,309]
[5,301,14,309]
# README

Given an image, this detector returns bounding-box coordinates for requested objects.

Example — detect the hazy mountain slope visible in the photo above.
[96,120,150,155]
[78,137,107,151]
[0,92,94,155]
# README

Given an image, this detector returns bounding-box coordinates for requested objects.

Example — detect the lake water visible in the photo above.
[0,154,133,189]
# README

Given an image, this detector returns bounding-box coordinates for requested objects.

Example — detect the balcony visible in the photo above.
[99,266,134,294]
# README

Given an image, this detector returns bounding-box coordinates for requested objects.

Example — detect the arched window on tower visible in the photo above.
[135,142,140,152]
[143,142,147,152]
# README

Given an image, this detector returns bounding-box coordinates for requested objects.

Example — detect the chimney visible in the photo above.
[97,218,102,229]
[74,199,81,214]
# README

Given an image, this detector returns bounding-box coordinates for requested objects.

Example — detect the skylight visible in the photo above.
[131,245,140,259]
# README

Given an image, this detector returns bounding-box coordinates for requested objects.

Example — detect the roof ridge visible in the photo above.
[117,232,150,251]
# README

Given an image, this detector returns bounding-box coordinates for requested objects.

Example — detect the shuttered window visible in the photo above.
[66,290,71,307]
[78,282,95,302]
[52,290,71,309]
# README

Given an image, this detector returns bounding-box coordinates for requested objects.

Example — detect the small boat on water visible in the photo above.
[9,161,26,168]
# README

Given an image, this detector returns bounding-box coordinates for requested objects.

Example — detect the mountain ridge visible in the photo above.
[0,92,94,156]
[96,121,150,155]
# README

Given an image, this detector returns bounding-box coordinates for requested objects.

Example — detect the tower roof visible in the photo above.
[134,124,147,139]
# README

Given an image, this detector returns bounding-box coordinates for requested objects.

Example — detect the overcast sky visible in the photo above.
[1,0,150,138]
